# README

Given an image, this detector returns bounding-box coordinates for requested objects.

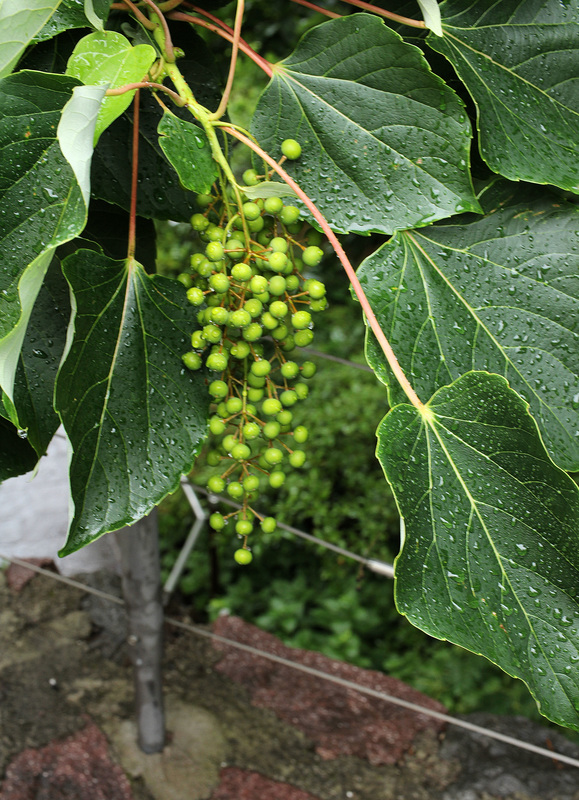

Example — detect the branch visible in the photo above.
[223,127,424,411]
[210,0,245,121]
[106,81,186,105]
[337,0,426,28]
[128,89,140,261]
[289,0,340,18]
[142,0,177,61]
[111,0,156,29]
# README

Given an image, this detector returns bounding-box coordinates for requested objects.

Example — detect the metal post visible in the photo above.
[114,509,165,753]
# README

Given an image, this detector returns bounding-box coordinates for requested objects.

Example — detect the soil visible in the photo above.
[2,565,579,800]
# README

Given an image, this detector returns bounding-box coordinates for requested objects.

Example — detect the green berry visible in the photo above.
[250,359,271,377]
[280,361,299,379]
[229,308,252,328]
[248,387,264,402]
[206,241,225,261]
[243,422,261,440]
[302,246,324,267]
[281,139,302,159]
[280,206,300,225]
[269,301,288,319]
[277,409,293,425]
[203,324,222,344]
[243,474,260,492]
[310,297,328,312]
[207,450,221,466]
[186,287,205,306]
[301,361,317,378]
[294,329,314,347]
[222,434,237,453]
[260,516,277,533]
[191,213,209,231]
[289,449,306,468]
[248,217,265,233]
[291,310,312,330]
[269,470,286,488]
[234,548,253,565]
[196,193,213,207]
[196,258,213,277]
[226,396,243,414]
[231,263,252,282]
[243,202,261,221]
[210,512,225,530]
[242,322,263,342]
[280,389,298,407]
[281,335,296,352]
[250,275,268,294]
[247,373,266,388]
[270,237,288,253]
[268,276,286,296]
[236,519,254,536]
[231,340,251,359]
[206,352,228,371]
[261,311,279,331]
[209,416,226,435]
[286,274,300,291]
[264,197,284,215]
[210,306,229,325]
[231,442,251,460]
[262,398,282,416]
[191,330,205,349]
[227,241,247,262]
[293,425,308,443]
[209,380,228,398]
[307,279,326,299]
[295,382,309,400]
[264,447,283,466]
[182,351,202,370]
[207,475,225,493]
[271,324,288,341]
[263,420,281,439]
[243,168,259,186]
[244,298,263,318]
[227,481,244,499]
[177,273,193,289]
[209,273,229,293]
[268,252,288,272]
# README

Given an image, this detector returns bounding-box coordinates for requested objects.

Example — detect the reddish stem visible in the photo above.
[141,0,176,60]
[128,90,140,262]
[168,11,273,77]
[336,0,426,28]
[111,1,156,29]
[222,126,423,411]
[212,0,245,120]
[290,0,340,18]
[106,81,186,105]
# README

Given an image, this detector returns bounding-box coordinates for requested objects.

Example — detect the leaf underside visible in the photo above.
[431,0,579,192]
[359,191,579,471]
[252,13,480,235]
[379,371,579,730]
[55,250,210,554]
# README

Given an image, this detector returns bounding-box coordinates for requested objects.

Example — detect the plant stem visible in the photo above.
[112,0,156,29]
[209,0,245,121]
[144,0,177,61]
[168,11,273,77]
[127,89,140,262]
[337,0,426,28]
[106,81,186,105]
[289,0,340,18]
[223,126,424,411]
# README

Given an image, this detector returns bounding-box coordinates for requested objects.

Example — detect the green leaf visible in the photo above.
[0,0,61,78]
[58,84,106,201]
[251,14,480,235]
[430,0,579,192]
[66,31,156,142]
[417,0,442,37]
[55,250,210,554]
[242,181,297,200]
[34,0,111,44]
[0,71,98,414]
[378,371,579,730]
[358,192,579,471]
[10,254,70,458]
[0,417,38,481]
[157,113,218,194]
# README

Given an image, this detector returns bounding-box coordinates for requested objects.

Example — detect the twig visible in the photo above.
[128,89,140,262]
[106,81,186,105]
[336,0,426,28]
[290,0,340,18]
[210,0,245,121]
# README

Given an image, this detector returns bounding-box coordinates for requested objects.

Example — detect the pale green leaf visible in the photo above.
[417,0,442,36]
[242,181,297,200]
[378,371,579,730]
[358,192,579,471]
[251,14,480,235]
[55,250,210,554]
[58,84,106,203]
[430,0,579,192]
[157,112,218,194]
[84,0,103,31]
[0,0,61,78]
[66,31,156,142]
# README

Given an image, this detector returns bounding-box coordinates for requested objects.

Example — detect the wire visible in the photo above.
[2,553,579,770]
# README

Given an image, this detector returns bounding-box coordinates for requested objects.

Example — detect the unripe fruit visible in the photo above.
[261,311,279,331]
[270,237,289,253]
[263,421,281,439]
[243,422,261,440]
[248,387,264,402]
[264,447,283,466]
[271,324,288,341]
[251,359,271,377]
[236,519,254,536]
[209,416,226,435]
[264,196,284,214]
[262,398,282,416]
[178,273,193,289]
[293,425,308,443]
[196,258,213,277]
[286,274,299,291]
[268,276,286,296]
[244,298,263,317]
[310,297,328,312]
[207,450,221,466]
[234,548,253,565]
[307,279,326,299]
[280,389,298,407]
[210,306,229,325]
[250,275,268,294]
[243,474,260,492]
[260,516,277,533]
[281,139,302,159]
[222,434,237,453]
[248,217,264,232]
[225,396,243,414]
[269,300,288,319]
[289,449,306,468]
[243,202,261,220]
[182,351,202,370]
[231,442,251,460]
[280,206,300,225]
[203,324,222,344]
[277,409,293,425]
[209,273,229,293]
[228,243,247,264]
[301,361,317,378]
[295,382,309,400]
[206,352,228,371]
[191,213,209,231]
[291,310,312,330]
[209,512,225,530]
[231,340,251,359]
[196,193,213,207]
[268,251,288,272]
[280,361,299,379]
[242,322,263,341]
[269,470,286,488]
[191,330,205,349]
[206,241,225,261]
[295,329,314,347]
[247,373,266,388]
[229,308,252,328]
[227,481,244,499]
[186,287,205,306]
[243,168,259,185]
[209,380,228,398]
[302,245,324,267]
[207,475,225,493]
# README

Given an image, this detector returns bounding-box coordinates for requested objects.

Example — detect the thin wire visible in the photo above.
[2,553,579,770]
[190,482,395,578]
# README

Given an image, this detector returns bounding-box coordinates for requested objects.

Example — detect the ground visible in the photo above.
[1,564,579,800]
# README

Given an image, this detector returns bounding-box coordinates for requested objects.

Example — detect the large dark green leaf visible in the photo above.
[378,371,579,729]
[0,417,37,481]
[251,13,480,235]
[158,113,218,195]
[430,0,579,192]
[0,71,95,416]
[34,0,111,44]
[0,1,61,78]
[55,250,209,555]
[358,191,579,471]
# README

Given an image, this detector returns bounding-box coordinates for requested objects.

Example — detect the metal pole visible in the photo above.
[114,509,165,753]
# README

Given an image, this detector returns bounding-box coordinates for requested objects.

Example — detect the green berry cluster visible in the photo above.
[180,154,326,563]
